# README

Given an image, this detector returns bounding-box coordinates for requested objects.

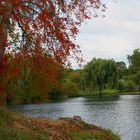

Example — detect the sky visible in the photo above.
[72,0,140,69]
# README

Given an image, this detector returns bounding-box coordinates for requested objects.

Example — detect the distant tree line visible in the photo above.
[61,48,140,97]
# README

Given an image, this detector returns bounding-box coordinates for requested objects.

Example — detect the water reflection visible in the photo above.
[8,95,140,140]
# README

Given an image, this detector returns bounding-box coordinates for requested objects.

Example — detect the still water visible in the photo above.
[8,95,140,140]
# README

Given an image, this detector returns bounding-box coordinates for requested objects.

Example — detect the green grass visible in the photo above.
[102,89,119,96]
[105,130,120,140]
[0,127,29,140]
[0,126,49,140]
[69,132,95,140]
[0,109,29,140]
[69,131,120,140]
[0,108,48,140]
[120,91,140,95]
[76,89,119,98]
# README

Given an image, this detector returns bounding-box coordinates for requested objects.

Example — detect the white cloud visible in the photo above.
[71,0,140,69]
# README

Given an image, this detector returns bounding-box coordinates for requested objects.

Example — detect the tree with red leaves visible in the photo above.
[0,0,105,103]
[0,0,105,64]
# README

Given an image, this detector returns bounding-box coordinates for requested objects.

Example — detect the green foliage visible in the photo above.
[0,127,29,140]
[69,132,95,140]
[116,61,127,78]
[63,79,78,97]
[0,108,13,126]
[134,71,140,86]
[115,49,140,93]
[0,109,29,140]
[128,48,140,73]
[104,130,120,140]
[117,79,137,92]
[125,81,136,91]
[0,108,49,140]
[69,131,120,140]
[83,58,118,96]
[117,80,127,91]
[0,121,49,140]
[61,69,82,97]
[68,70,82,84]
[48,88,63,100]
[6,55,63,104]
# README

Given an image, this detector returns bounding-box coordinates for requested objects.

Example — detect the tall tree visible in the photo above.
[0,0,104,65]
[127,49,140,87]
[0,0,104,90]
[128,48,140,73]
[6,52,62,104]
[0,0,105,102]
[83,58,118,96]
[116,61,127,79]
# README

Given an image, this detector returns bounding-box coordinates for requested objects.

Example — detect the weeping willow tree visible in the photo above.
[83,58,118,96]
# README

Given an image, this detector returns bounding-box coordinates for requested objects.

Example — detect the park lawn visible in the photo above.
[119,91,140,95]
[0,108,120,140]
[76,89,119,97]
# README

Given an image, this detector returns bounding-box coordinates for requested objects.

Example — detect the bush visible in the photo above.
[48,88,63,100]
[117,80,127,91]
[63,79,78,97]
[126,80,136,91]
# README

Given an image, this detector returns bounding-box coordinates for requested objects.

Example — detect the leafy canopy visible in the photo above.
[0,0,104,65]
[83,58,118,94]
[0,0,105,100]
[128,48,140,73]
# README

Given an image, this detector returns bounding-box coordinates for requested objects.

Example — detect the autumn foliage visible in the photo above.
[5,48,62,103]
[0,0,104,103]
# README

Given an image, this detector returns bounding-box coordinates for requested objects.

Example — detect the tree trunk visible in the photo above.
[0,16,9,106]
[0,92,6,106]
[0,45,5,64]
[0,3,13,63]
[0,3,14,106]
[0,19,8,63]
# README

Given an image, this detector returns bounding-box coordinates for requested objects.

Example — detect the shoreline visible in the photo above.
[0,108,120,140]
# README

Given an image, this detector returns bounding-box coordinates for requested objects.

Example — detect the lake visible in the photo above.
[8,95,140,140]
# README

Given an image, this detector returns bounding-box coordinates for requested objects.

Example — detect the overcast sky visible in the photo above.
[72,0,140,69]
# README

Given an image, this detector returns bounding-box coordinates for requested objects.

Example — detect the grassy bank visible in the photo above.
[71,89,140,98]
[119,91,140,95]
[71,89,120,98]
[0,108,120,140]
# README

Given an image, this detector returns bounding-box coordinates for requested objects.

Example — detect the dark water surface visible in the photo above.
[8,95,140,140]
